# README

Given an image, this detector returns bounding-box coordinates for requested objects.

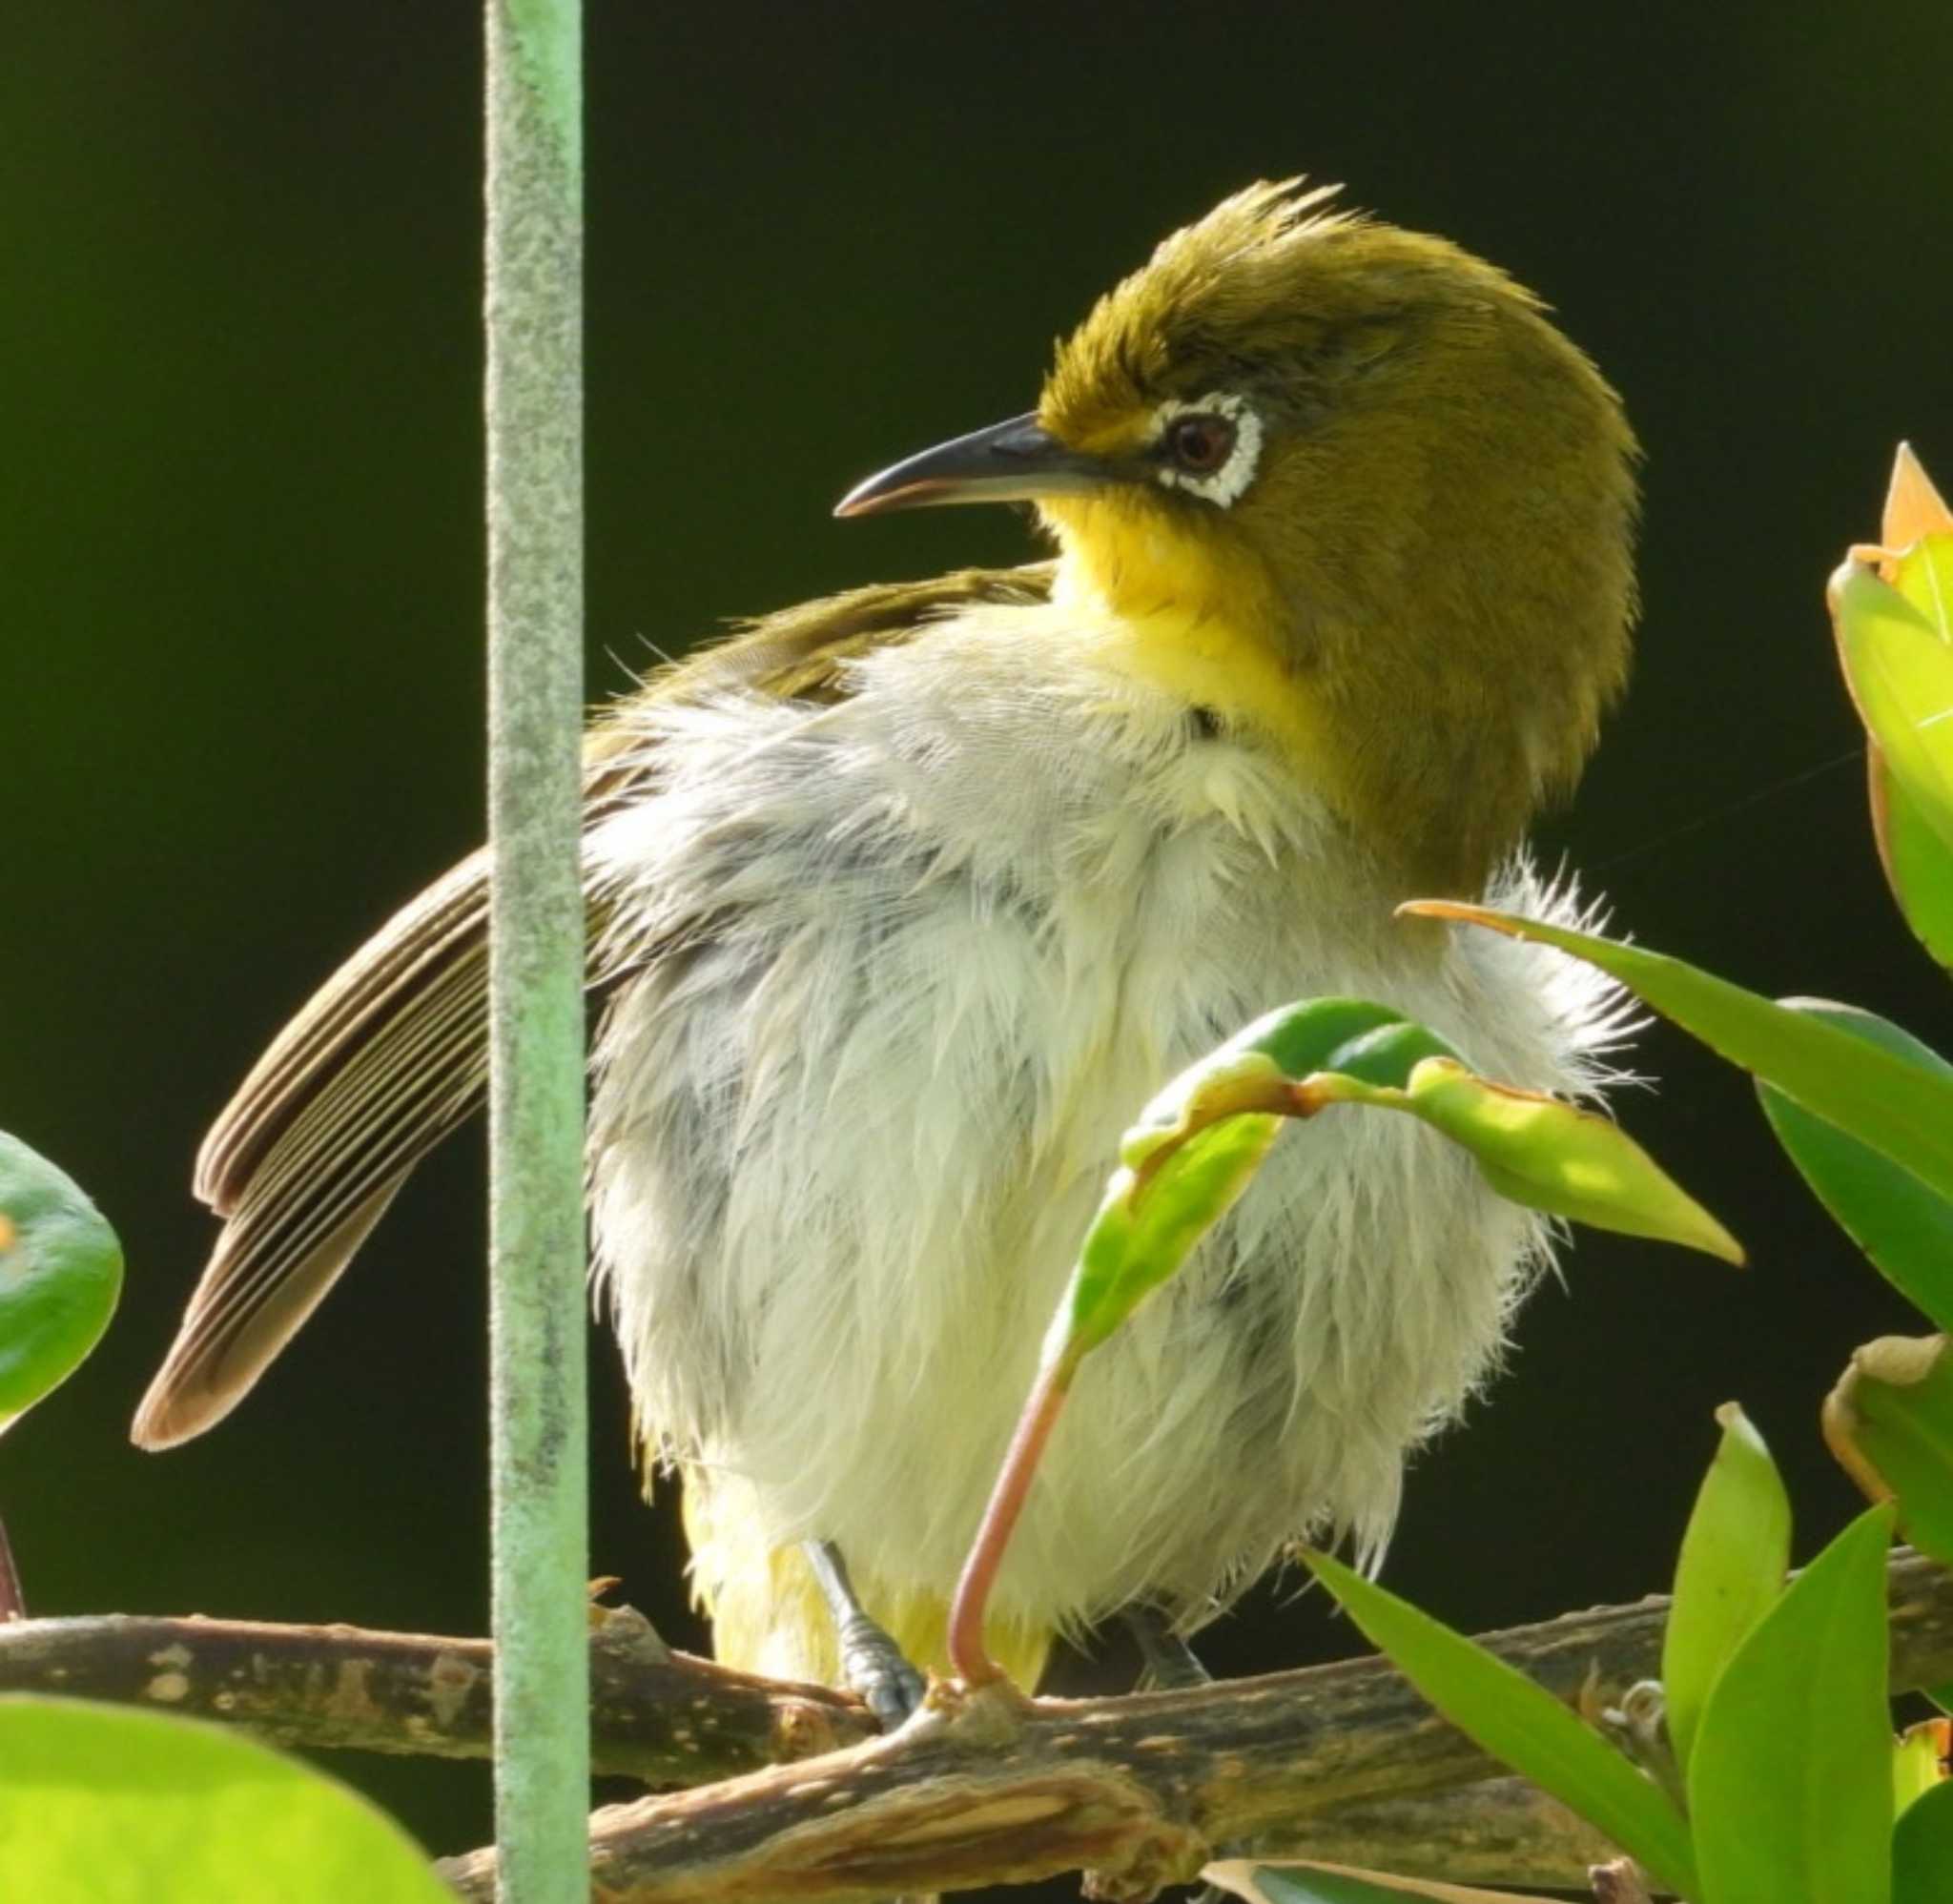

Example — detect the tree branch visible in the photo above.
[0,1604,871,1782]
[7,1552,1950,1899]
[439,1550,1953,1900]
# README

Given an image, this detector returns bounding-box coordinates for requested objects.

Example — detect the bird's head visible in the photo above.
[837,181,1638,895]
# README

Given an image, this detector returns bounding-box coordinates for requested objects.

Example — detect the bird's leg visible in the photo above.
[803,1539,927,1730]
[1122,1603,1211,1691]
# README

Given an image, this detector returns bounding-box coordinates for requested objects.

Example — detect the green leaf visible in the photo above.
[1303,1549,1698,1901]
[1063,989,1738,1361]
[1848,455,1953,966]
[1405,904,1953,1209]
[0,1132,123,1432]
[1360,1058,1741,1261]
[1688,1505,1897,1904]
[1886,524,1953,636]
[1760,1004,1953,1330]
[0,1695,451,1901]
[1064,1108,1284,1357]
[1064,999,1464,1358]
[1831,557,1953,861]
[1663,1403,1792,1773]
[1871,757,1953,972]
[1894,1779,1953,1904]
[1114,998,1460,1174]
[1823,1337,1953,1566]
[1203,1858,1546,1903]
[1892,1718,1947,1818]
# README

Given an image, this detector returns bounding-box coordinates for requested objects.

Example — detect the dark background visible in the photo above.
[8,0,1953,1867]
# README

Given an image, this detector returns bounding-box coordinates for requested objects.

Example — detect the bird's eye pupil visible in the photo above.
[1167,414,1235,475]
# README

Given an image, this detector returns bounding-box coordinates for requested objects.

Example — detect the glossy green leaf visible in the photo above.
[1894,1778,1953,1904]
[1832,558,1953,861]
[1663,1403,1791,1773]
[1064,1000,1463,1358]
[0,1696,451,1901]
[1064,1108,1284,1357]
[1203,1858,1545,1903]
[1114,998,1458,1175]
[1688,1505,1897,1904]
[1407,904,1953,1209]
[1848,458,1953,964]
[1255,1012,1464,1093]
[1823,1337,1953,1566]
[1872,757,1953,972]
[1323,1058,1741,1261]
[1892,1718,1947,1817]
[0,1132,123,1432]
[1759,1003,1953,1331]
[1303,1550,1698,1901]
[1063,986,1736,1361]
[1886,526,1953,635]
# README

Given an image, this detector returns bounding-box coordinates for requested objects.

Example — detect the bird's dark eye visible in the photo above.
[1163,413,1237,475]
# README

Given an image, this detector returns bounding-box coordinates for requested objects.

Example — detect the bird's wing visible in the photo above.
[132,563,1054,1450]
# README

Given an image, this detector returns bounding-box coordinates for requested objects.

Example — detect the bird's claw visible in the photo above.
[837,1611,927,1730]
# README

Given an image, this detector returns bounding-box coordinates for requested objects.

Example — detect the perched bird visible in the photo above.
[134,181,1637,1707]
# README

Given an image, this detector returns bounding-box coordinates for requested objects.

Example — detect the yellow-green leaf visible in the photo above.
[1303,1549,1698,1901]
[1831,557,1953,862]
[1405,904,1953,1210]
[1063,999,1463,1359]
[1115,998,1454,1174]
[0,1696,450,1902]
[1851,453,1953,964]
[1871,756,1953,972]
[1823,1336,1953,1566]
[1064,1109,1284,1358]
[1893,1717,1947,1818]
[1663,1404,1791,1773]
[1688,1505,1897,1904]
[1885,525,1953,638]
[1389,1058,1740,1261]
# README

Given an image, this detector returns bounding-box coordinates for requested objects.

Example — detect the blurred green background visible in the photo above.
[8,0,1953,1864]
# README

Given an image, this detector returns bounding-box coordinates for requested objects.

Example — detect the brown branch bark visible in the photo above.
[0,1604,871,1782]
[1258,1778,1618,1891]
[6,1552,1950,1900]
[1590,1860,1656,1904]
[438,1550,1953,1901]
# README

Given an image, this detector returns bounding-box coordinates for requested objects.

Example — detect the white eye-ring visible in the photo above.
[1152,391,1264,509]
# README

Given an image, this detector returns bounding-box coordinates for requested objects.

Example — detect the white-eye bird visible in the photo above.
[134,180,1637,1709]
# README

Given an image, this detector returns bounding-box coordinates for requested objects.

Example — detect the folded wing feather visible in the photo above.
[133,563,1056,1451]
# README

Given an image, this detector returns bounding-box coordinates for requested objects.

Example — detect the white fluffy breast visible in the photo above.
[584,603,1625,1642]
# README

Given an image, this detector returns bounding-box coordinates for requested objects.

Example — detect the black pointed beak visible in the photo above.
[833,412,1117,519]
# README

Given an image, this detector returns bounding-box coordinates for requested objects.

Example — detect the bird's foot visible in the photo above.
[835,1607,928,1730]
[803,1538,927,1730]
[1122,1603,1212,1692]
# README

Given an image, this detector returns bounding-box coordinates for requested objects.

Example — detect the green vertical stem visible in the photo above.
[484,2,587,1898]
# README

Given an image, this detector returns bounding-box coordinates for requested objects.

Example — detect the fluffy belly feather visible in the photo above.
[584,624,1619,1669]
